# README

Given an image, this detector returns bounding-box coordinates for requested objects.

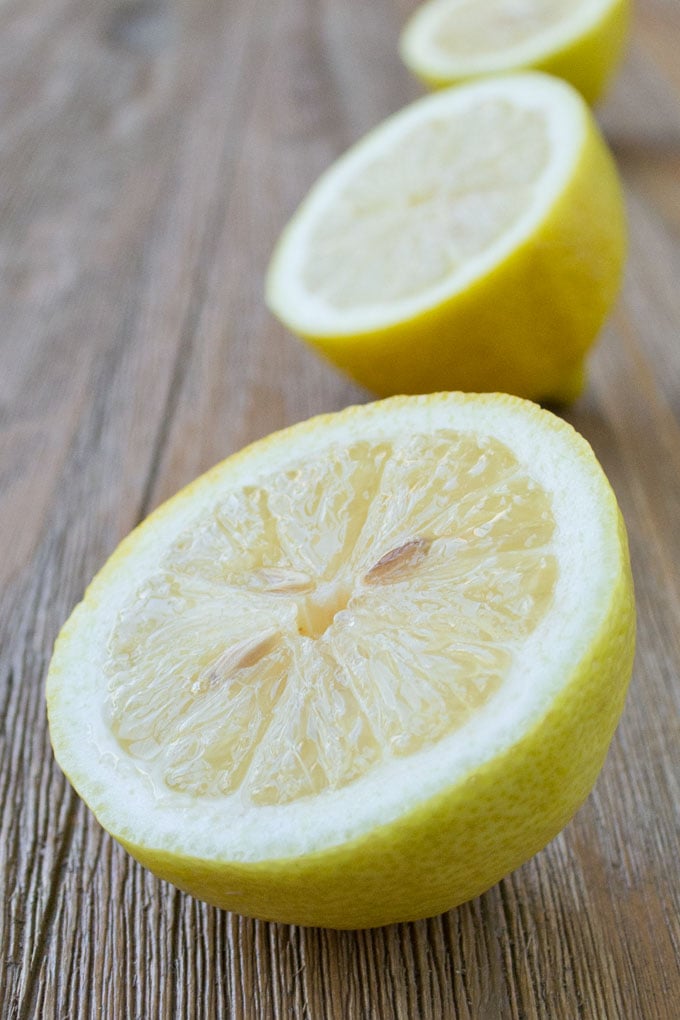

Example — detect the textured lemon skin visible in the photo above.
[47,395,635,929]
[268,110,626,406]
[118,518,634,928]
[401,0,630,105]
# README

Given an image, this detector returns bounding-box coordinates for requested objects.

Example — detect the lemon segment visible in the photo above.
[47,394,635,928]
[400,0,630,104]
[266,75,626,404]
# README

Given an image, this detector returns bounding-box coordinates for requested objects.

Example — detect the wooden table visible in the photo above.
[2,0,679,1016]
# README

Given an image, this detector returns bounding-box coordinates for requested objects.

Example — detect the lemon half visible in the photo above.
[400,0,630,104]
[47,394,634,928]
[266,74,626,404]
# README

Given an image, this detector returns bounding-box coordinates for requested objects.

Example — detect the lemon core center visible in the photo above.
[297,582,353,639]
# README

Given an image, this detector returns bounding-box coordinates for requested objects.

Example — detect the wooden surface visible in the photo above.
[1,0,679,1016]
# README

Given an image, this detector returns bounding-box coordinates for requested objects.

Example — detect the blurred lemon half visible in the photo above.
[266,74,626,405]
[400,0,630,104]
[47,393,635,928]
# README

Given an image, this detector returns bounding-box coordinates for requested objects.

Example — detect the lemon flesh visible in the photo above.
[47,394,635,928]
[301,99,551,316]
[266,75,626,404]
[106,430,556,806]
[400,0,630,104]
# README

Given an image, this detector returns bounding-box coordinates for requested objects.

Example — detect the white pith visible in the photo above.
[266,75,586,337]
[401,0,619,77]
[47,395,621,863]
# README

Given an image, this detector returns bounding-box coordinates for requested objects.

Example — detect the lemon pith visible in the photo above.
[47,394,635,928]
[400,0,630,104]
[266,75,626,404]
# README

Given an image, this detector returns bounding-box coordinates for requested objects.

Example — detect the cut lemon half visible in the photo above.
[266,74,626,405]
[400,0,630,104]
[47,394,635,928]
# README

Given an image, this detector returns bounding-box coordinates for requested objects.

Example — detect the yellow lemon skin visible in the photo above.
[402,0,630,106]
[119,524,633,930]
[281,113,625,406]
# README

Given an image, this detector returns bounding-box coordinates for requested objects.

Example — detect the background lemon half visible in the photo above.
[266,74,626,405]
[400,0,630,104]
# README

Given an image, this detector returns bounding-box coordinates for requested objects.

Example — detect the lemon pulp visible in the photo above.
[302,99,550,311]
[105,429,556,807]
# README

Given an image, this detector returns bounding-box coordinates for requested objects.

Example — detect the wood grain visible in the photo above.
[1,0,679,1016]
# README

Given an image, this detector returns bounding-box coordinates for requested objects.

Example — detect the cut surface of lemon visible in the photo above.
[47,394,634,928]
[400,0,629,103]
[266,74,625,404]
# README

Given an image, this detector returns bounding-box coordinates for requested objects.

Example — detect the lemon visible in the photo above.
[266,74,626,405]
[400,0,630,104]
[47,394,634,929]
